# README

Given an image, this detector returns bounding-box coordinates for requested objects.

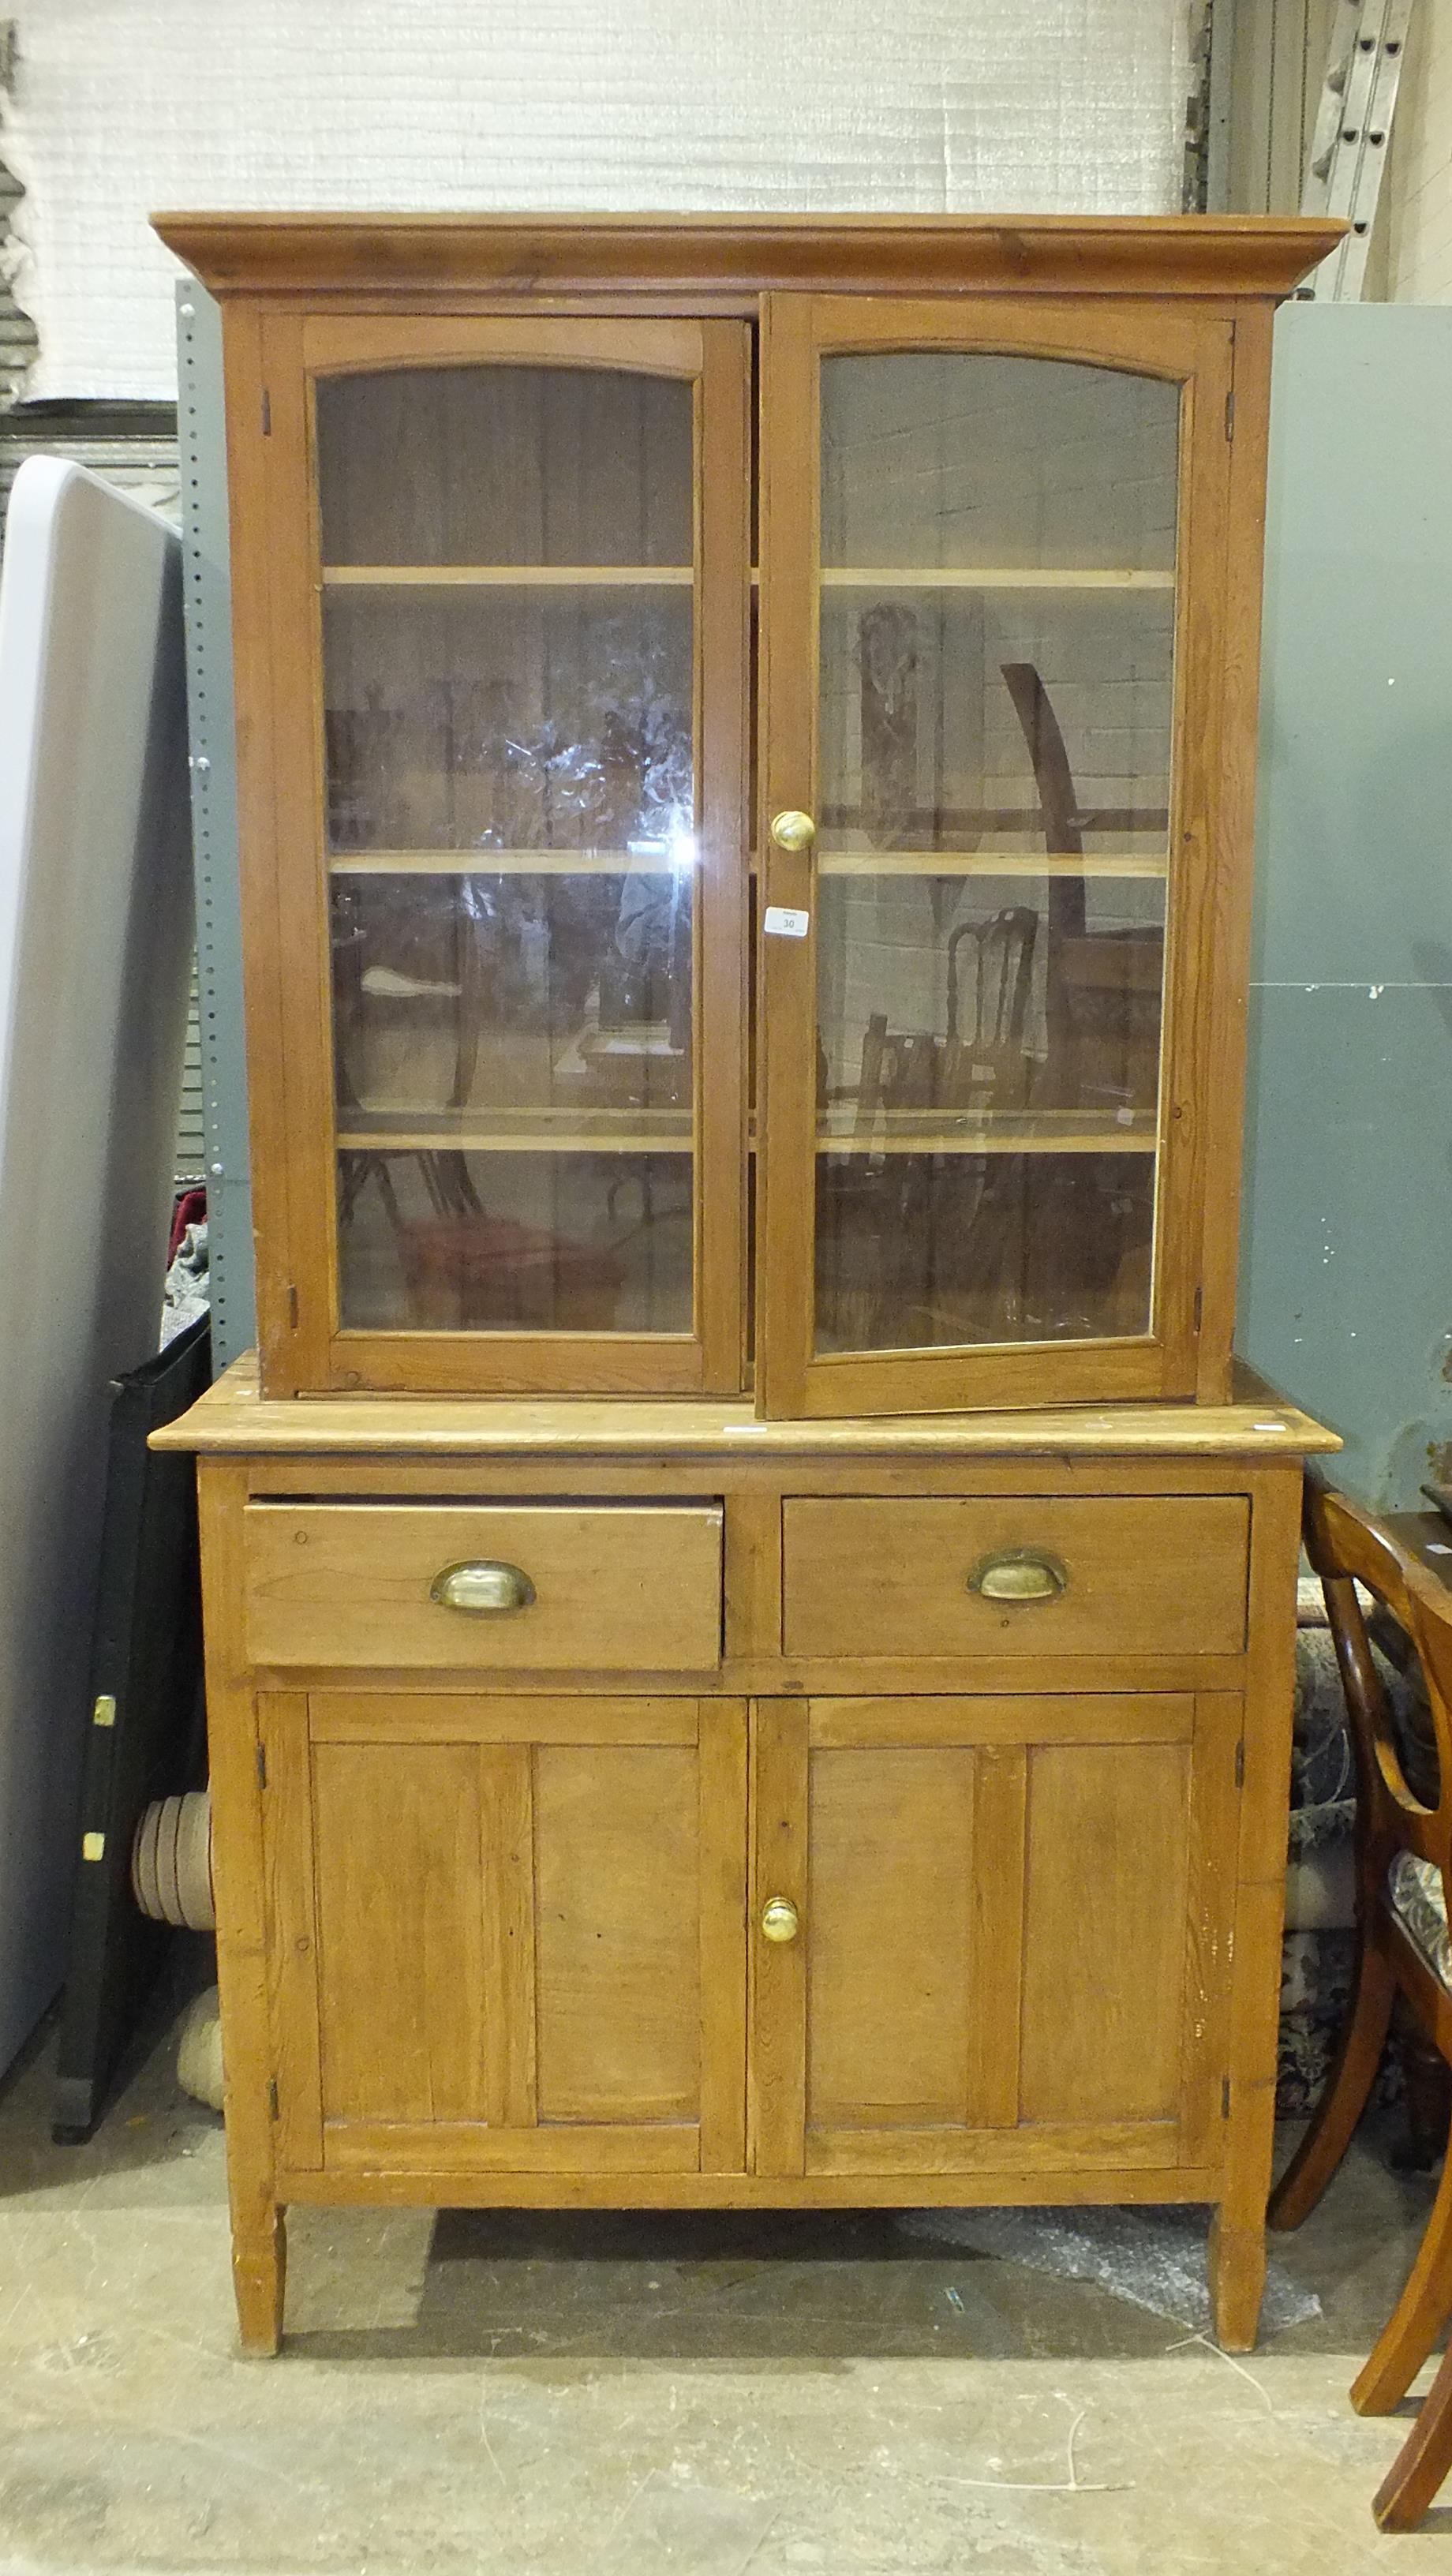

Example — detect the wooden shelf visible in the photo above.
[817,850,1168,879]
[330,850,680,876]
[821,567,1175,592]
[816,1111,1158,1157]
[337,1107,692,1155]
[321,564,693,589]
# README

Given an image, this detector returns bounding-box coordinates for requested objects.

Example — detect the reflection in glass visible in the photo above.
[813,351,1178,1354]
[314,361,698,1339]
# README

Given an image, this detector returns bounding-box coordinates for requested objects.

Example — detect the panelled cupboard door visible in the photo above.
[750,1694,1241,2178]
[756,295,1239,1418]
[244,313,750,1396]
[257,1694,747,2177]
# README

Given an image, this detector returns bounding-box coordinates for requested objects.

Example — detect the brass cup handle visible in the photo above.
[769,809,817,853]
[429,1560,537,1616]
[760,1896,800,1944]
[967,1547,1068,1606]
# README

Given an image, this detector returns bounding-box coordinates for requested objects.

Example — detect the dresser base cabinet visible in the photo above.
[159,1365,1335,2357]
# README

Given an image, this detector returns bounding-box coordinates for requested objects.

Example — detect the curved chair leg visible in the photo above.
[1374,2337,1452,2530]
[1354,2130,1452,2413]
[1268,1939,1396,2232]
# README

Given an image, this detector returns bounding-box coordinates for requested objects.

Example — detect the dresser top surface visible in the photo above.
[152,1353,1338,1460]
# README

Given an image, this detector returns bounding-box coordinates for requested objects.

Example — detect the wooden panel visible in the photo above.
[324,2121,698,2175]
[749,1700,809,2174]
[286,2159,1219,2211]
[534,1744,701,2122]
[156,1346,1341,1458]
[784,1496,1248,1659]
[245,1502,723,1671]
[312,1694,699,1744]
[811,2121,1177,2176]
[311,1742,491,2122]
[810,1694,1196,1748]
[1020,1740,1191,2124]
[807,1748,975,2129]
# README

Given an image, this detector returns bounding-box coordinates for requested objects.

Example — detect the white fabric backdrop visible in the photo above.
[2,0,1192,399]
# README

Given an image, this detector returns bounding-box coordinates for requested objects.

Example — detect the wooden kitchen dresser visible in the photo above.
[148,212,1342,2354]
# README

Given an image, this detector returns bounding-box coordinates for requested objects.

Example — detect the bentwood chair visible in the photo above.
[1269,1470,1452,2530]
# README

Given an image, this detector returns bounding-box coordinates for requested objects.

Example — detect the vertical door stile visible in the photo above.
[257,1690,324,2170]
[1179,1690,1244,2167]
[478,1740,537,2130]
[697,1699,750,2171]
[696,326,754,1392]
[967,1744,1028,2129]
[748,1698,809,2174]
[756,294,822,1417]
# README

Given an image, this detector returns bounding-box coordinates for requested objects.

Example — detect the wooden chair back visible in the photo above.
[1303,1471,1452,1893]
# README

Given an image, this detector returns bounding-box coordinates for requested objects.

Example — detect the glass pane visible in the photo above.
[814,352,1177,1354]
[315,365,697,1336]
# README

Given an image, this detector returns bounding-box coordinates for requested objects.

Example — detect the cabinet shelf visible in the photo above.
[321,564,694,588]
[820,566,1176,591]
[329,849,680,876]
[337,1108,693,1155]
[817,1111,1158,1157]
[817,850,1168,879]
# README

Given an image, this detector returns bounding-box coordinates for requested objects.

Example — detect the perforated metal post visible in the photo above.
[177,279,254,1368]
[1300,0,1416,300]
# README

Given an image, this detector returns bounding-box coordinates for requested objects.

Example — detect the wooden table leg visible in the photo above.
[1209,2207,1267,2353]
[233,2205,286,2356]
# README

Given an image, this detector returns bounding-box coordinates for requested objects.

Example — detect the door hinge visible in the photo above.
[1225,388,1235,442]
[1234,1739,1245,1790]
[261,388,271,436]
[1222,2076,1232,2119]
[256,1743,268,1791]
[268,2079,279,2122]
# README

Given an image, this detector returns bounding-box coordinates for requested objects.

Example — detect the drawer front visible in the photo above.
[245,1503,723,1672]
[782,1496,1248,1660]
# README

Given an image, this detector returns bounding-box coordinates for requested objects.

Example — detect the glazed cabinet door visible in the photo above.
[240,315,750,1395]
[750,1694,1241,2180]
[258,1693,747,2177]
[756,296,1240,1417]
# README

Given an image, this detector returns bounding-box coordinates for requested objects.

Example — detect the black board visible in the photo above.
[52,1315,210,2142]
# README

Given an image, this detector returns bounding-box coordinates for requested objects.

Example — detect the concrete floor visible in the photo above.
[3,1985,1452,2574]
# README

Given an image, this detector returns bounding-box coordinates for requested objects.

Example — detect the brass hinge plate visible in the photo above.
[92,1694,116,1728]
[81,1831,105,1863]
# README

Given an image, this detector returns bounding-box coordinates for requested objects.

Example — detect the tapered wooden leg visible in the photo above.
[1209,2211,1267,2354]
[233,2206,286,2357]
[1353,2125,1452,2413]
[1374,2338,1452,2530]
[1269,1940,1396,2231]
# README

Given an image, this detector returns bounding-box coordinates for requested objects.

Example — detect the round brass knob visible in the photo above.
[761,1896,800,1944]
[769,809,817,852]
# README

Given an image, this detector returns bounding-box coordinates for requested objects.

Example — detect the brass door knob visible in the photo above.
[429,1560,537,1615]
[966,1548,1067,1605]
[769,809,817,852]
[761,1896,800,1943]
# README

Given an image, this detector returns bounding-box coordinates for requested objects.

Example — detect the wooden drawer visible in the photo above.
[244,1503,723,1672]
[781,1495,1249,1660]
